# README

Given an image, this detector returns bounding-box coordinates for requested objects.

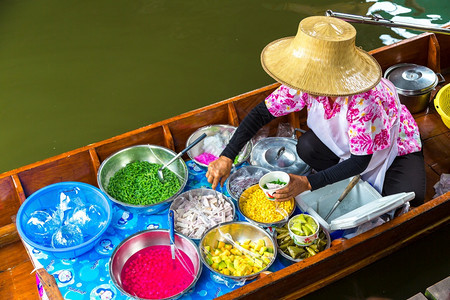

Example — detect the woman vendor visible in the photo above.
[206,16,425,207]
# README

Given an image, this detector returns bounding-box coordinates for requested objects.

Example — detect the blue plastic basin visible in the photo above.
[16,181,112,258]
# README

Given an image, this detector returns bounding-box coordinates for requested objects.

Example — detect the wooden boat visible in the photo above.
[1,29,449,299]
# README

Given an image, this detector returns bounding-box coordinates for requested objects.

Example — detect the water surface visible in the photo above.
[1,0,448,172]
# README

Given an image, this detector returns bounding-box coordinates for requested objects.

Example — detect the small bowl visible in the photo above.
[186,125,253,168]
[238,184,295,228]
[288,214,320,246]
[274,225,330,265]
[16,182,112,258]
[109,229,202,300]
[169,188,236,242]
[259,171,290,201]
[226,165,270,202]
[199,222,276,281]
[97,145,188,214]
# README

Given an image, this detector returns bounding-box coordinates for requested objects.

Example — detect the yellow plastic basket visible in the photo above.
[434,83,450,129]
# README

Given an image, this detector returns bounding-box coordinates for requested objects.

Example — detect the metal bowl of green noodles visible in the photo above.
[97,145,188,215]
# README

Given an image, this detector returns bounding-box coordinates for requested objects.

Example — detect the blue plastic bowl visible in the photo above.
[16,182,112,258]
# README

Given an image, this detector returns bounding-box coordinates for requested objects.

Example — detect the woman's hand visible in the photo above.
[273,174,311,202]
[206,156,233,190]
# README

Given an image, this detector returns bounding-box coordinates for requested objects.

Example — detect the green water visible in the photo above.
[1,0,448,173]
[0,2,449,297]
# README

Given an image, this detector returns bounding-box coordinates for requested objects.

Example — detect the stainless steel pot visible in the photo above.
[384,63,445,113]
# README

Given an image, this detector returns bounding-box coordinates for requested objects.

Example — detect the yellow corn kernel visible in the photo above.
[240,186,294,223]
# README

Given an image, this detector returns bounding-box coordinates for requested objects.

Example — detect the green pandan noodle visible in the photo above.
[107,161,181,205]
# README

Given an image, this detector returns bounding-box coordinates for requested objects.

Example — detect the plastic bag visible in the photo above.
[276,123,294,138]
[433,173,450,198]
[251,127,269,145]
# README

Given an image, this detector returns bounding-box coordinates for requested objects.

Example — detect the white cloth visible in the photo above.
[307,79,401,193]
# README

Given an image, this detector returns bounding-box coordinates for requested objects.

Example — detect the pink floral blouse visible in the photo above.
[265,83,421,156]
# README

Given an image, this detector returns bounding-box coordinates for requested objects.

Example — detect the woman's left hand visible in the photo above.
[273,174,311,202]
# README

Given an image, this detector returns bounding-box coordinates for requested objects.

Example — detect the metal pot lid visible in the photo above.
[384,63,438,96]
[250,137,311,175]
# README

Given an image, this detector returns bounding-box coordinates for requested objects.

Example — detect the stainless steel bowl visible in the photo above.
[97,145,188,214]
[237,184,296,228]
[186,125,253,168]
[169,188,237,242]
[274,226,331,266]
[109,229,202,300]
[199,222,276,281]
[226,165,270,202]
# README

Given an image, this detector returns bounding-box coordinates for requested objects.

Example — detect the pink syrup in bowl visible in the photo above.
[121,245,195,299]
[194,152,218,165]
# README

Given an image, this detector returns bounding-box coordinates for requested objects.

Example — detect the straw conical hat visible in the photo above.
[261,16,382,96]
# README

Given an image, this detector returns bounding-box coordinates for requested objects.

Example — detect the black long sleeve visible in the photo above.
[307,153,372,190]
[221,101,276,160]
[221,99,372,191]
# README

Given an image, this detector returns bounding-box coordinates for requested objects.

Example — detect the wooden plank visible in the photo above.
[435,32,450,73]
[0,240,30,273]
[9,261,39,300]
[370,33,431,72]
[17,150,98,196]
[227,102,239,127]
[0,241,38,300]
[423,132,450,175]
[427,34,440,74]
[89,148,101,177]
[0,223,20,248]
[95,126,167,162]
[0,176,21,227]
[11,174,26,204]
[416,111,449,141]
[162,124,175,151]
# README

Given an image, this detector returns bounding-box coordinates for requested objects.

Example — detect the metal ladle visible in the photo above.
[157,133,207,181]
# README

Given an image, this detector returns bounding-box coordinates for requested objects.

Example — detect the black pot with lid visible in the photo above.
[384,63,444,113]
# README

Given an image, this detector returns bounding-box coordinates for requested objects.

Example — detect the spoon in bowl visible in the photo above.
[157,133,207,181]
